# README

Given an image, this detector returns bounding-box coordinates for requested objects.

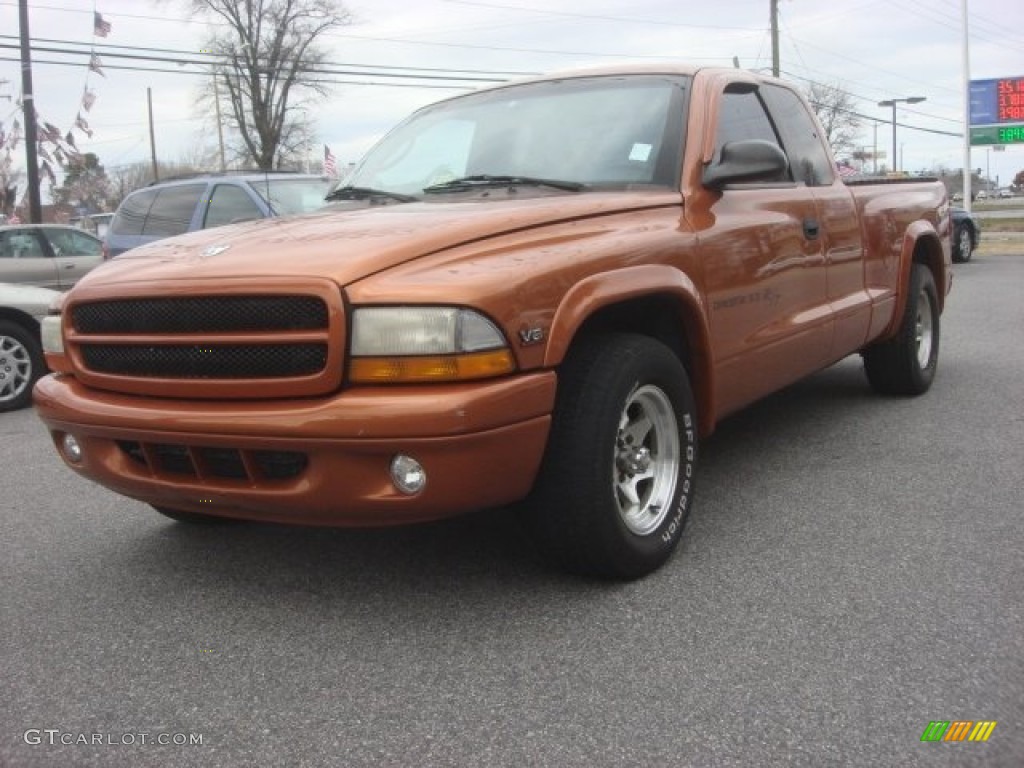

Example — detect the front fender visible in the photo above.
[543,264,716,435]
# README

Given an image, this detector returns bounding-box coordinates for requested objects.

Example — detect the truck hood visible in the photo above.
[81,191,680,289]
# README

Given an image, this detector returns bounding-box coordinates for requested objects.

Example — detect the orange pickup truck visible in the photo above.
[34,64,951,579]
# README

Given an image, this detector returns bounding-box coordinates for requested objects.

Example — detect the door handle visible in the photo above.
[803,218,820,240]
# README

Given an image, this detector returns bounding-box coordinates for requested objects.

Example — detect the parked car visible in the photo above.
[0,282,59,411]
[70,213,115,239]
[951,207,980,263]
[104,171,333,257]
[0,224,104,289]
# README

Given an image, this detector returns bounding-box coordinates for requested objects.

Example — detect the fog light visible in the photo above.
[62,433,83,463]
[390,454,426,495]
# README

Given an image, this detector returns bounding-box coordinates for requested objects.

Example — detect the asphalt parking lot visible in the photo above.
[2,251,1022,768]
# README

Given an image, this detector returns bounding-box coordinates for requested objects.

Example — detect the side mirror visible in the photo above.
[702,139,789,189]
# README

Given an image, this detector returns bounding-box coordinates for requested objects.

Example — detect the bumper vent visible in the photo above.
[118,440,308,483]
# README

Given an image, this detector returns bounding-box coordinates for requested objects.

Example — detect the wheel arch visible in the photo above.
[907,225,948,312]
[0,308,42,342]
[543,264,716,436]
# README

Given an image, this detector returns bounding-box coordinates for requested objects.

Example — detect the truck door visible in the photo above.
[698,83,832,415]
[759,84,870,358]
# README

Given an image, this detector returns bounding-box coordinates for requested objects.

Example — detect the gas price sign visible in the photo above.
[970,76,1024,145]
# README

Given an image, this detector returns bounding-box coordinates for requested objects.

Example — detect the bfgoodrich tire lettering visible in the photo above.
[863,263,940,395]
[527,334,698,579]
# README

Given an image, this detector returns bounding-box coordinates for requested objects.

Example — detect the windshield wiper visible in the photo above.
[325,185,418,203]
[423,175,585,194]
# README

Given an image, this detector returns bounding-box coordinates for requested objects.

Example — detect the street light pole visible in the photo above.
[878,96,926,173]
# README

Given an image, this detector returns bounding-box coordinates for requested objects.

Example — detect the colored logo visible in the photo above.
[921,721,997,742]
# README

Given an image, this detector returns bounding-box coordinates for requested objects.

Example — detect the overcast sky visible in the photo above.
[2,0,1023,190]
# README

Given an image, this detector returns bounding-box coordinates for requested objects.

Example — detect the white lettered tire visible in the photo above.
[527,334,698,579]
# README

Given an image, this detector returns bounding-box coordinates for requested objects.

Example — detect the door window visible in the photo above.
[761,85,836,187]
[204,185,262,229]
[142,184,205,237]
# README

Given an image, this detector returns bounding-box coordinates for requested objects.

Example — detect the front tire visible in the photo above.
[0,320,46,412]
[527,334,698,579]
[863,263,940,395]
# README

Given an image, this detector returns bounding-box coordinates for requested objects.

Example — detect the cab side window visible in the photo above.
[204,185,262,229]
[761,85,836,187]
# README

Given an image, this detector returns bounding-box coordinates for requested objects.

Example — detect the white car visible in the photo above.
[0,282,60,411]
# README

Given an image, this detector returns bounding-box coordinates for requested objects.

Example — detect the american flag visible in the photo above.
[94,12,112,38]
[324,144,337,177]
[836,160,858,178]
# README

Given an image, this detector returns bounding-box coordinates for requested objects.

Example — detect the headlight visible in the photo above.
[40,315,64,355]
[349,307,515,383]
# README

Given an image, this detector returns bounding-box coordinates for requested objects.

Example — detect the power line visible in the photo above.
[0,35,537,79]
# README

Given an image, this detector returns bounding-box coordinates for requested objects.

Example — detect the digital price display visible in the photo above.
[970,76,1024,145]
[997,77,1024,122]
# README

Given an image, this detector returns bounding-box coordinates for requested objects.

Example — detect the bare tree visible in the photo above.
[806,82,862,158]
[182,0,352,169]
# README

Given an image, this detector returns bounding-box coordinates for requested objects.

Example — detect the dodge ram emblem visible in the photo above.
[200,244,231,258]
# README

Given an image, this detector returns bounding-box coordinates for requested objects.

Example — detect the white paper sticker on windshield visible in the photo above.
[629,143,652,162]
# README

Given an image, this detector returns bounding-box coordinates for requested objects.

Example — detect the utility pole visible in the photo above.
[147,88,159,182]
[212,74,226,171]
[770,0,780,77]
[18,0,42,223]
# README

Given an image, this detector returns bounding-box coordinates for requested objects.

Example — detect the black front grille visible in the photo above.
[72,296,328,334]
[81,343,327,379]
[117,440,308,483]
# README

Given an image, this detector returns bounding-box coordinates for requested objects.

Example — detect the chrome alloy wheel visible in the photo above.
[0,333,32,406]
[914,287,935,369]
[613,384,681,536]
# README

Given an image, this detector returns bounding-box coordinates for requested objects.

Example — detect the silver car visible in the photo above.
[0,224,104,290]
[0,282,60,411]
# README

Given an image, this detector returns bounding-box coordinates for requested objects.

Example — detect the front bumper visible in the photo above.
[34,372,555,526]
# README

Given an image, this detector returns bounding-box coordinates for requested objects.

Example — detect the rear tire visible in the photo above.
[863,263,940,395]
[526,334,698,579]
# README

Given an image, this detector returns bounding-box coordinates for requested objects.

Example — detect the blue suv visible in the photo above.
[104,171,332,258]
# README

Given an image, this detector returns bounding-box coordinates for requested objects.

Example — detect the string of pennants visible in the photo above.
[0,10,113,208]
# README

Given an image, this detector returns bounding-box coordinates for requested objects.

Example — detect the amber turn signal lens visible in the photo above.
[349,349,515,383]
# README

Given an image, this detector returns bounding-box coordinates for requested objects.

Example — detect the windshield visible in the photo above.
[347,75,688,197]
[248,177,333,215]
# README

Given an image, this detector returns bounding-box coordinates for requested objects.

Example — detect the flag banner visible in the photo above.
[75,114,94,138]
[81,88,96,112]
[324,144,337,177]
[65,131,77,149]
[94,12,112,38]
[43,122,62,143]
[37,144,52,162]
[89,54,106,77]
[41,160,57,186]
